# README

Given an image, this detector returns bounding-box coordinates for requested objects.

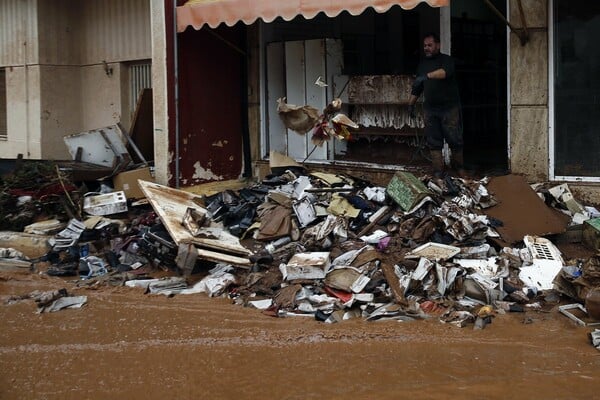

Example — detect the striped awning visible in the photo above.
[177,0,449,32]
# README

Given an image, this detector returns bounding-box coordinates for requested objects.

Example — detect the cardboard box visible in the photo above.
[112,167,154,199]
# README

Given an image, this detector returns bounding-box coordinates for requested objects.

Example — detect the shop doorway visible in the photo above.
[451,0,508,173]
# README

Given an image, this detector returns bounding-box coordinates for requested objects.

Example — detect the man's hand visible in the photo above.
[412,74,428,92]
[408,104,416,119]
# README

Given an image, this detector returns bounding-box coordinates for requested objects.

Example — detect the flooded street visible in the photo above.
[1,271,599,400]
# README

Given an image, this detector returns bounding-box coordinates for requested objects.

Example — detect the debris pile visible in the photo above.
[2,136,600,340]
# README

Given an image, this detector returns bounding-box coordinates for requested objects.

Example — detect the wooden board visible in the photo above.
[129,88,154,162]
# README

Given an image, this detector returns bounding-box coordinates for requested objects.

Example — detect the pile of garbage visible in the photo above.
[5,150,600,337]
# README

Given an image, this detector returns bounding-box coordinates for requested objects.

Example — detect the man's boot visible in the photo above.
[430,149,444,177]
[451,148,467,178]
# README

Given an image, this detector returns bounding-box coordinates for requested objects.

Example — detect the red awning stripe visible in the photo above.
[177,0,449,32]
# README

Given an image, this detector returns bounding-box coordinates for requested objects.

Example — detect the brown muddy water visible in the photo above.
[1,271,599,400]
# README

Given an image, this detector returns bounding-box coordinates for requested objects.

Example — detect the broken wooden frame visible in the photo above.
[138,180,252,268]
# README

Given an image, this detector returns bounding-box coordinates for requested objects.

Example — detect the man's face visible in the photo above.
[423,37,440,58]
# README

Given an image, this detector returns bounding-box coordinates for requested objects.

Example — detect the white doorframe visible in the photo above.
[548,0,600,182]
[548,0,556,181]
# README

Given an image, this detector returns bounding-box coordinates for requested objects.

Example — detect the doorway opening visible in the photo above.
[451,0,508,173]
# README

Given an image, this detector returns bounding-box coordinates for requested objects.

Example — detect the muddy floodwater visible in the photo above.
[1,271,599,400]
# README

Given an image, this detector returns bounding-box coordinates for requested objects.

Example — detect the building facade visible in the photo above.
[0,0,152,160]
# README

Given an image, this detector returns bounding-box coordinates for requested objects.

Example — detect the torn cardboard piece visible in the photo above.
[484,174,570,246]
[113,167,154,199]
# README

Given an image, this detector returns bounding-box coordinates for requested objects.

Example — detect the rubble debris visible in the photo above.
[63,125,132,170]
[5,154,600,337]
[277,98,321,135]
[83,191,128,216]
[386,171,434,213]
[0,232,52,259]
[280,252,329,281]
[558,303,600,327]
[589,329,600,351]
[6,288,87,313]
[23,219,66,235]
[0,160,81,230]
[518,236,564,291]
[0,247,33,272]
[405,242,460,261]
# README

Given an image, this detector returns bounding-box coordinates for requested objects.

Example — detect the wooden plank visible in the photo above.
[266,42,287,155]
[304,39,327,160]
[197,248,251,268]
[138,180,252,256]
[357,205,391,237]
[129,88,154,163]
[285,40,307,160]
[183,179,250,197]
[381,261,408,306]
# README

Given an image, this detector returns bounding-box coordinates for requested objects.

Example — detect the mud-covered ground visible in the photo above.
[1,266,599,400]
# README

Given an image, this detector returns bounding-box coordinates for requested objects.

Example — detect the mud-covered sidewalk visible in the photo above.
[2,157,600,399]
[1,267,599,400]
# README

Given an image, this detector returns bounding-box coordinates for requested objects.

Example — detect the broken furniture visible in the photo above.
[138,180,252,269]
[64,125,133,174]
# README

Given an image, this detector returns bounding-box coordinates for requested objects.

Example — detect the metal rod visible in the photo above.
[117,122,148,165]
[482,0,528,45]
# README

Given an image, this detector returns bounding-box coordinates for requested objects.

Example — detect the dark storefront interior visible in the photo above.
[261,1,508,172]
[553,1,600,178]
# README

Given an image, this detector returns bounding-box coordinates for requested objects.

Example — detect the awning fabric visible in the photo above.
[177,0,449,32]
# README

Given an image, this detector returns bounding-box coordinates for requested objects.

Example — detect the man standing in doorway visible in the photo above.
[408,32,464,176]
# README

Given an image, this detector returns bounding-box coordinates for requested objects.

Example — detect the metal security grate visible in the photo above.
[129,62,152,120]
[0,69,7,141]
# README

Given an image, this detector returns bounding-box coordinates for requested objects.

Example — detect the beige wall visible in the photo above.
[80,64,125,132]
[39,66,81,159]
[0,0,152,161]
[0,0,38,67]
[509,0,549,182]
[37,0,80,65]
[0,66,41,158]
